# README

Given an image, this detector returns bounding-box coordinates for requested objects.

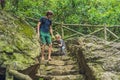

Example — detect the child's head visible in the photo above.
[55,34,61,40]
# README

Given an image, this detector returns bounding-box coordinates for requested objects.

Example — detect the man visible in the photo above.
[37,10,54,61]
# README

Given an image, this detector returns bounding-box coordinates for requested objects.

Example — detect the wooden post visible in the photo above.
[9,70,32,80]
[6,65,13,80]
[61,22,64,39]
[104,24,107,41]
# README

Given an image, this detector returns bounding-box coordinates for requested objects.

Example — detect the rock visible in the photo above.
[47,60,65,66]
[37,51,83,80]
[101,72,120,80]
[110,43,120,50]
[66,36,120,80]
[0,11,40,79]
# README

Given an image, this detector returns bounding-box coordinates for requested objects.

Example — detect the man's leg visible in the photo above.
[48,44,52,60]
[46,33,52,60]
[41,44,45,60]
[40,31,46,60]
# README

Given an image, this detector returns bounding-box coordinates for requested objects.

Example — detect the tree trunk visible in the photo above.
[9,70,32,80]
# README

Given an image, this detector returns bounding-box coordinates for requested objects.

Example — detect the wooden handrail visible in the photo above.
[25,16,120,27]
[25,16,120,41]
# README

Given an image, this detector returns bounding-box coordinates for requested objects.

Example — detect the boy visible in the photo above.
[55,34,66,55]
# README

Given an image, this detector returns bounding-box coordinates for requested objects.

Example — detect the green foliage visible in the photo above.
[0,11,40,70]
[3,0,120,40]
[4,0,120,25]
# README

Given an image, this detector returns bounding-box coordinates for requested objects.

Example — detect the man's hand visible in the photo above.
[51,35,55,40]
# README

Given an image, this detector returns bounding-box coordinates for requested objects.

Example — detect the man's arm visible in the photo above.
[50,25,55,40]
[50,25,53,36]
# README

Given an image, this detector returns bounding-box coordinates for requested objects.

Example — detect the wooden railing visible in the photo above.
[54,22,120,42]
[25,17,120,42]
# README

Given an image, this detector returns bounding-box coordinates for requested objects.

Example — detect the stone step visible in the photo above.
[64,60,77,65]
[38,52,80,80]
[46,60,77,66]
[45,65,78,71]
[52,56,71,61]
[46,70,79,75]
[39,64,79,76]
[36,74,83,80]
[43,53,70,60]
[47,60,65,66]
[40,59,77,66]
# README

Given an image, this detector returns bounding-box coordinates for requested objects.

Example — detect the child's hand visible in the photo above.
[58,44,62,46]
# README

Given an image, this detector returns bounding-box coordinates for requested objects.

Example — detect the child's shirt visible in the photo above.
[55,39,65,48]
[59,39,65,47]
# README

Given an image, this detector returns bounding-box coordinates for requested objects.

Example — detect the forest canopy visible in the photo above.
[2,0,120,25]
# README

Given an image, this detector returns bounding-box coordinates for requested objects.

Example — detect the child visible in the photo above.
[55,34,66,55]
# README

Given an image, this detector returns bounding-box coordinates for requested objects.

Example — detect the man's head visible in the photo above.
[46,10,53,18]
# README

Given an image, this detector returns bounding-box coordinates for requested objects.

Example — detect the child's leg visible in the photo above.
[61,46,66,55]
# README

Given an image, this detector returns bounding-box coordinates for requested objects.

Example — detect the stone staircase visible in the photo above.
[36,52,83,80]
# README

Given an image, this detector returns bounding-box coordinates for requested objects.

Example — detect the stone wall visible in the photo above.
[0,11,40,80]
[66,36,120,80]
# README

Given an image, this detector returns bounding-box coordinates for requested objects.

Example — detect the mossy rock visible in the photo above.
[66,36,120,80]
[0,11,40,70]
